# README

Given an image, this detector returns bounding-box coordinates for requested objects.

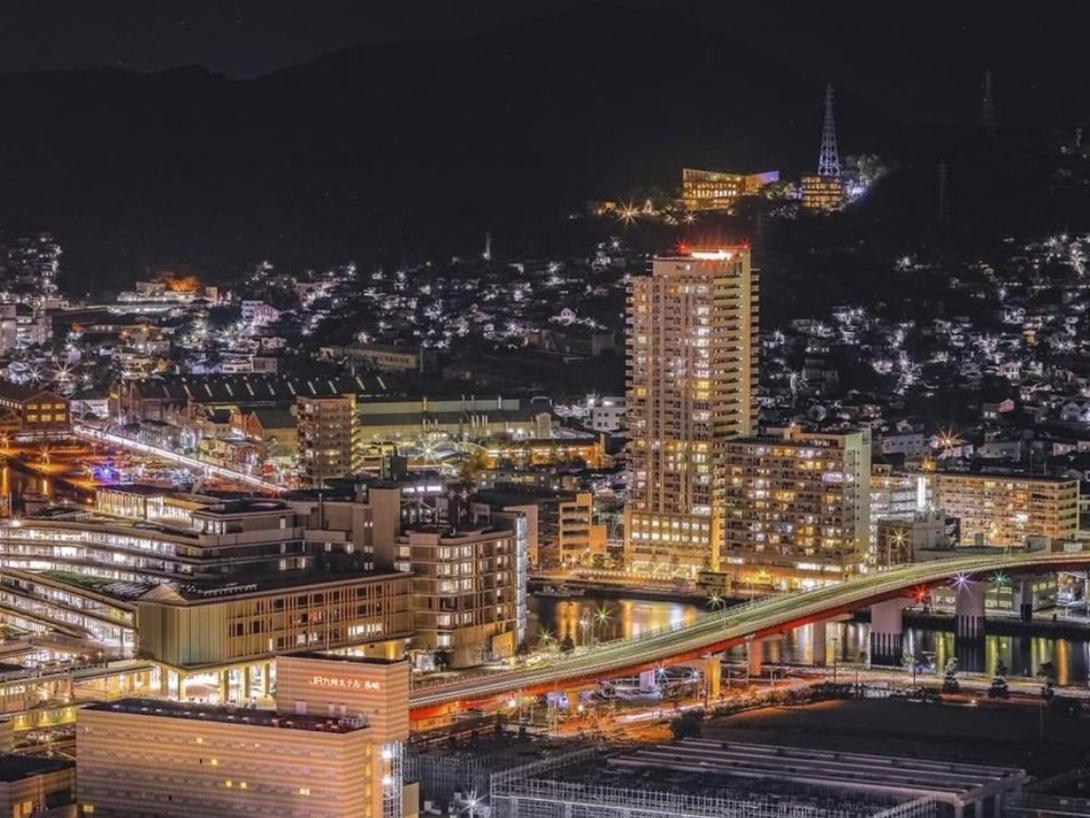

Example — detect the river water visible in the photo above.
[529,594,1090,686]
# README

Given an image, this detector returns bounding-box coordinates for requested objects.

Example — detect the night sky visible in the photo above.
[1,0,1088,128]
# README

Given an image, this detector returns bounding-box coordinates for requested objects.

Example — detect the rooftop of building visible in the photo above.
[248,406,297,429]
[0,753,73,783]
[610,740,1024,805]
[289,652,406,666]
[8,563,407,606]
[111,566,408,604]
[401,524,511,541]
[122,372,391,403]
[192,498,292,517]
[7,508,202,542]
[0,381,67,403]
[936,470,1077,484]
[730,427,868,446]
[504,740,1026,814]
[358,407,543,426]
[85,697,370,734]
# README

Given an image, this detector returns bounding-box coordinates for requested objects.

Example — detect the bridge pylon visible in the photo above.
[954,578,988,640]
[868,598,909,667]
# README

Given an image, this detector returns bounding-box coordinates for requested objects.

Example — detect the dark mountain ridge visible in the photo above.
[0,3,1068,290]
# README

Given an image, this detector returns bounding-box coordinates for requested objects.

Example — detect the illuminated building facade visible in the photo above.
[76,654,413,818]
[624,249,758,577]
[557,492,606,566]
[800,173,844,211]
[724,428,871,589]
[482,437,606,470]
[0,384,70,439]
[398,526,523,668]
[934,473,1079,547]
[0,499,412,701]
[298,393,359,487]
[357,396,552,445]
[869,464,931,562]
[681,168,780,211]
[875,511,946,568]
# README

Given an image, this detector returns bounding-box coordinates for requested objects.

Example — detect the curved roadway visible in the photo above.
[411,551,1090,713]
[74,424,284,494]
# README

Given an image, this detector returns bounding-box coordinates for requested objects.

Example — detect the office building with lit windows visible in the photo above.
[933,472,1079,548]
[724,427,871,590]
[800,173,844,211]
[76,653,414,818]
[0,498,412,702]
[624,249,758,577]
[681,168,779,211]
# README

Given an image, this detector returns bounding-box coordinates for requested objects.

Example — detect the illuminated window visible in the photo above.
[298,787,311,796]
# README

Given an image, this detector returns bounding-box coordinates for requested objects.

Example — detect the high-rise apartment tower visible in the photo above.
[624,249,758,576]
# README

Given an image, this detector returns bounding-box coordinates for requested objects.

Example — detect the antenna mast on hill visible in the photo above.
[818,83,841,178]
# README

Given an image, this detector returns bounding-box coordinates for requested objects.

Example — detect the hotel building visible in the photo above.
[77,653,413,818]
[934,472,1079,547]
[624,249,758,577]
[724,428,871,589]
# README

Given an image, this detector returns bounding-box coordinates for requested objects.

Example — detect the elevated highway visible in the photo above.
[410,551,1090,718]
[73,424,284,494]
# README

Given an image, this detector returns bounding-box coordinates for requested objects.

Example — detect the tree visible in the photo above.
[995,659,1009,678]
[1038,661,1056,685]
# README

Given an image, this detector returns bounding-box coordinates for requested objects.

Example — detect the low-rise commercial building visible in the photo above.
[0,383,70,438]
[875,511,948,568]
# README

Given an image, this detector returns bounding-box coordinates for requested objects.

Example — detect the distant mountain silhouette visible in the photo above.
[0,4,916,290]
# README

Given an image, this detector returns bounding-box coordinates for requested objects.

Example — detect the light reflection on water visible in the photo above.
[529,594,1090,684]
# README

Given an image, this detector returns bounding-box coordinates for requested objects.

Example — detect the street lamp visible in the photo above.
[593,605,612,643]
[831,635,840,684]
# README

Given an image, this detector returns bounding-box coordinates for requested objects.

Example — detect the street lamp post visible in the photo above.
[831,636,840,684]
